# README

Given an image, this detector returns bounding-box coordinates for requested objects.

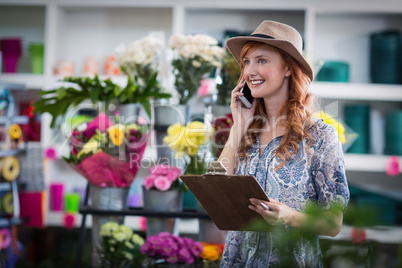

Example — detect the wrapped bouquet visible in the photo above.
[63,112,149,187]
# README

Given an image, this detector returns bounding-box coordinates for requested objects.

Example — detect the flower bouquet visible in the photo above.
[211,113,233,159]
[63,112,149,187]
[169,34,225,105]
[163,121,213,175]
[140,232,204,265]
[98,222,145,268]
[163,120,213,209]
[116,34,171,115]
[143,164,183,191]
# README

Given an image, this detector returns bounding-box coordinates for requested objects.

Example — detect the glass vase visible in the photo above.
[183,154,207,210]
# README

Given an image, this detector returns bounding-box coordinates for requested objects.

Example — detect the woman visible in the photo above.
[218,20,350,267]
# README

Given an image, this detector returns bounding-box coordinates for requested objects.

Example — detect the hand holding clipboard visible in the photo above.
[180,161,270,231]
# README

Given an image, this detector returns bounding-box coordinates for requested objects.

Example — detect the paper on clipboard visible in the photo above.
[180,173,270,231]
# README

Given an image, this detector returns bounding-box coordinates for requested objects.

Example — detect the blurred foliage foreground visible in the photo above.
[243,202,402,268]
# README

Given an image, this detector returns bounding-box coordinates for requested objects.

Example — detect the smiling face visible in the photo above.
[241,44,291,102]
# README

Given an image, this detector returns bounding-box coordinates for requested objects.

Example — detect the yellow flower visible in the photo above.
[163,121,213,157]
[163,123,186,155]
[200,244,220,261]
[126,123,140,133]
[185,121,211,147]
[77,139,101,158]
[315,111,346,143]
[109,126,125,146]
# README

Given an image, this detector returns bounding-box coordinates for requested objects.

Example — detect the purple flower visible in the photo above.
[167,254,178,263]
[178,248,194,264]
[44,146,57,160]
[141,232,202,264]
[83,126,97,138]
[190,241,204,256]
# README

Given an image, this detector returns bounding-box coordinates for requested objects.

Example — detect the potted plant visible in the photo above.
[98,222,145,268]
[142,164,184,237]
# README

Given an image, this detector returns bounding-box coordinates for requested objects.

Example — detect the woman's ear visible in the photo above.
[285,66,291,77]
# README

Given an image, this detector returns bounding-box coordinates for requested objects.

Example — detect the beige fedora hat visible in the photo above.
[226,20,313,81]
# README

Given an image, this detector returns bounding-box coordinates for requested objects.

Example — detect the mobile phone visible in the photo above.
[239,83,254,108]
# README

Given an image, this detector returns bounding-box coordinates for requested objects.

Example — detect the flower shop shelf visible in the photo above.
[323,225,402,245]
[46,211,199,233]
[0,74,45,90]
[79,206,210,219]
[310,82,402,102]
[0,218,25,228]
[344,154,402,173]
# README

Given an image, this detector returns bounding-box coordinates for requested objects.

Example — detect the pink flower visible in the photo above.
[86,112,113,133]
[154,176,172,191]
[144,164,182,191]
[139,217,146,232]
[386,156,400,176]
[44,146,57,160]
[63,213,76,229]
[350,228,367,244]
[144,176,155,190]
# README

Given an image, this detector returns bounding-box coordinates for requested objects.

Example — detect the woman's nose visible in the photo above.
[244,63,258,76]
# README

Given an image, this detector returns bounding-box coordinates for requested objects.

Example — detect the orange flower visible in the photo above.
[109,127,124,146]
[200,243,221,261]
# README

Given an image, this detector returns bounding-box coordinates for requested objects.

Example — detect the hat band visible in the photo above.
[250,33,275,39]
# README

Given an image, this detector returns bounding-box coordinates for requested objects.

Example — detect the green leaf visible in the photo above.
[139,100,152,119]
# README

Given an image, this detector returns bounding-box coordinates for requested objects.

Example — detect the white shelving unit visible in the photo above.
[1,0,401,237]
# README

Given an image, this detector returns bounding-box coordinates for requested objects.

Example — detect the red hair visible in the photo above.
[237,42,316,169]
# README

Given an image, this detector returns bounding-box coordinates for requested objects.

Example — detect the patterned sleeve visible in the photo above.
[310,123,350,210]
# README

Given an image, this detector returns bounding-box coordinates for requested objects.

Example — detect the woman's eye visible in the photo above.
[243,60,250,65]
[258,59,267,64]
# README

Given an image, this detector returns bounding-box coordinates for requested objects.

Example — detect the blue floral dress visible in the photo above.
[220,119,350,268]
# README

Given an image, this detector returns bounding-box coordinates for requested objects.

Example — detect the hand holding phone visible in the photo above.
[239,83,254,108]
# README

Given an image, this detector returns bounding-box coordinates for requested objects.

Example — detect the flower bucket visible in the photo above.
[198,207,227,244]
[89,185,130,267]
[142,187,183,237]
[153,104,191,162]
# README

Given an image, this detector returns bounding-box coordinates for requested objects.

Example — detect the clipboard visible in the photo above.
[180,161,270,231]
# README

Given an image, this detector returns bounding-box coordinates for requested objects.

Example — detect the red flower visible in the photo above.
[350,228,367,244]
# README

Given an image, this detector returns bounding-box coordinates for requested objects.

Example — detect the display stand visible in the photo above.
[0,82,28,228]
[75,183,210,268]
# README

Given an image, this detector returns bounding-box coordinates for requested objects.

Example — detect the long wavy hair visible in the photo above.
[237,42,316,169]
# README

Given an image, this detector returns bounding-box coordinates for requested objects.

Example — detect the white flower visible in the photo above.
[119,225,133,238]
[113,231,127,242]
[169,34,224,64]
[100,222,120,236]
[125,240,134,249]
[124,252,133,260]
[132,233,145,245]
[116,34,162,74]
[192,60,201,68]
